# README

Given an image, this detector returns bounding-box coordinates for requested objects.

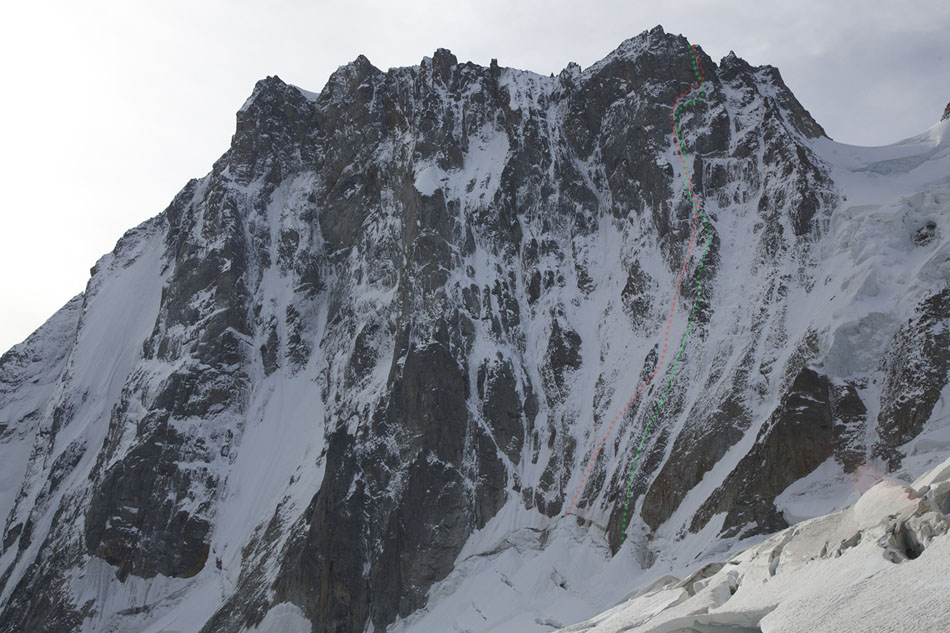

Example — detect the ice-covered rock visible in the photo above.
[558,456,950,632]
[1,25,948,633]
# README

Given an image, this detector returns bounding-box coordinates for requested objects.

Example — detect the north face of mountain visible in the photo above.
[1,25,948,633]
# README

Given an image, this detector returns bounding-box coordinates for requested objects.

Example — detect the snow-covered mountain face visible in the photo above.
[1,25,948,633]
[557,456,950,633]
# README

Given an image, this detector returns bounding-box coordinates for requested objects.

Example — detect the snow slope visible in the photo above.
[555,455,950,633]
[1,27,948,633]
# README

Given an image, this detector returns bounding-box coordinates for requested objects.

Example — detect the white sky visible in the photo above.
[1,0,948,354]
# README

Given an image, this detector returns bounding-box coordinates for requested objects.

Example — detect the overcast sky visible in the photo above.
[1,0,948,353]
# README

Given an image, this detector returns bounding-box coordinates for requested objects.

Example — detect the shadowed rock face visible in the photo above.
[1,25,946,633]
[690,367,836,537]
[874,287,950,470]
[942,101,950,121]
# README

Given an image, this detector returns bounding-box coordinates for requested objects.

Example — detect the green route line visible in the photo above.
[562,45,710,528]
[563,45,711,520]
[619,229,710,539]
[564,45,712,542]
[563,46,711,519]
[619,45,709,542]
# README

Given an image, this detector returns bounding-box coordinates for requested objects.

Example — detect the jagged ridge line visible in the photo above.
[563,44,707,521]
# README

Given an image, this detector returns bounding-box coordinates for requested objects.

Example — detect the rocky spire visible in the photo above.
[942,100,950,121]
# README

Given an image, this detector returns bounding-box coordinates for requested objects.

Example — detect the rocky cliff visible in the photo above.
[1,26,948,633]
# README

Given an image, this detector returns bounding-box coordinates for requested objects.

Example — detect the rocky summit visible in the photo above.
[1,25,948,633]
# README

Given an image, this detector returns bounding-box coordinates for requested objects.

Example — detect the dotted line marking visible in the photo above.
[620,216,710,540]
[564,45,708,522]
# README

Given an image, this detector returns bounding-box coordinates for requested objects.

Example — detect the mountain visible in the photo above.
[1,25,948,633]
[557,455,950,633]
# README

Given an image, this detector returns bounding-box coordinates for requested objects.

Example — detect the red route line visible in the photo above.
[564,46,706,517]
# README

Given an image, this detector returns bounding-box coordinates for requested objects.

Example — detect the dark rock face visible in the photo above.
[830,381,868,473]
[874,288,950,470]
[479,357,526,463]
[0,26,945,633]
[942,101,950,122]
[620,261,655,328]
[640,394,751,531]
[272,430,372,633]
[84,430,213,580]
[691,367,836,537]
[544,316,583,403]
